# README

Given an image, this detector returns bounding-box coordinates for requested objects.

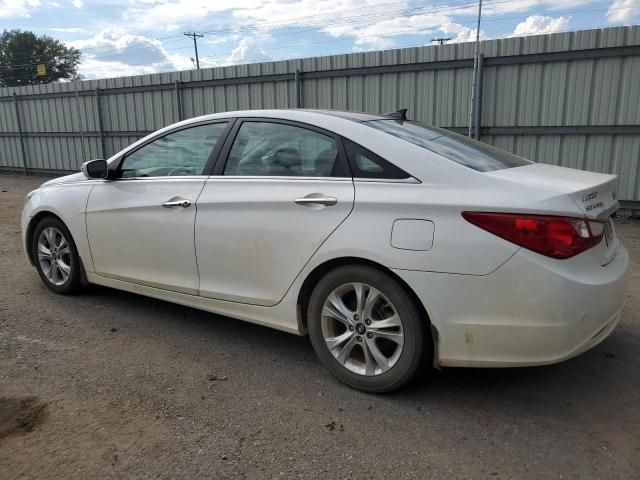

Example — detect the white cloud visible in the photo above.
[123,0,262,31]
[122,0,412,33]
[607,0,640,23]
[482,0,589,16]
[227,37,268,63]
[326,12,439,46]
[50,27,86,33]
[72,0,83,7]
[119,0,597,51]
[0,0,41,18]
[68,28,189,79]
[39,0,609,80]
[74,57,164,78]
[207,34,241,46]
[66,28,273,80]
[447,27,488,44]
[511,15,570,36]
[289,0,583,48]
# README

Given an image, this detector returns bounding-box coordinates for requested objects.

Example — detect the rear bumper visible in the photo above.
[393,242,630,367]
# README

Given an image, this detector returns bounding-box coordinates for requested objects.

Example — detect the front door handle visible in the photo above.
[162,199,191,208]
[294,196,338,207]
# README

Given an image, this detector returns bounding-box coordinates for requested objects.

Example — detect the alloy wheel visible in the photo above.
[37,227,72,286]
[321,282,405,376]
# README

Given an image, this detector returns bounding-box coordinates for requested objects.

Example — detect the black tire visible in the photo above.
[31,216,83,294]
[308,265,427,393]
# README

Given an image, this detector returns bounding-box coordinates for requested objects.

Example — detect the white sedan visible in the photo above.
[21,109,629,392]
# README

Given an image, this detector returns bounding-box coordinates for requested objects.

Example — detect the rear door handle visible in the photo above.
[294,196,338,207]
[162,199,191,208]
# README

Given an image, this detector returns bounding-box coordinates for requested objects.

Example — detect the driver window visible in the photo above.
[120,122,228,178]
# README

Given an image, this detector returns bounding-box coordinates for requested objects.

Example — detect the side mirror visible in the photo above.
[81,159,108,179]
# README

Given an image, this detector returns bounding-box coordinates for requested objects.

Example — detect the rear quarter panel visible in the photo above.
[282,167,590,310]
[291,181,521,277]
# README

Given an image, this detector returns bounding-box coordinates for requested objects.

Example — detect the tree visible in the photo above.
[0,30,81,87]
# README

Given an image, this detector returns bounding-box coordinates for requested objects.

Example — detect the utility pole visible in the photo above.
[431,37,451,45]
[183,32,204,69]
[467,0,483,137]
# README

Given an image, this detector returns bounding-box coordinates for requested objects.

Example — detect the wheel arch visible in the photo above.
[26,211,66,266]
[296,256,437,364]
[26,211,88,285]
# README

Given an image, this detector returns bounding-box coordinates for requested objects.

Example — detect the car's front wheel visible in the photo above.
[32,217,82,294]
[308,265,427,393]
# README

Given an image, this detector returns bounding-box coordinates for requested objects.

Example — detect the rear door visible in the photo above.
[195,119,354,306]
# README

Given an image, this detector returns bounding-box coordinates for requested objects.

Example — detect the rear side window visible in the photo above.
[223,122,343,177]
[365,120,532,172]
[343,139,410,180]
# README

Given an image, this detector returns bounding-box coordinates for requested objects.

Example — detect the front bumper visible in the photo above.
[393,242,630,368]
[21,204,34,265]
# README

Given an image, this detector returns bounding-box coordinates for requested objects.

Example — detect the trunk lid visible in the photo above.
[487,163,620,264]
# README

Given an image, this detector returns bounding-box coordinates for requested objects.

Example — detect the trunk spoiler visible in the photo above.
[596,202,620,221]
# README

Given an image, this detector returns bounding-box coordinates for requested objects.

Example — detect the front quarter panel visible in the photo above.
[22,183,95,271]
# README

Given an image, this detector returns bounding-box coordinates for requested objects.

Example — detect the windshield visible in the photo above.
[365,120,532,172]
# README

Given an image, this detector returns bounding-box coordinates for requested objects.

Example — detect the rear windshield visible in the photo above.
[365,120,532,172]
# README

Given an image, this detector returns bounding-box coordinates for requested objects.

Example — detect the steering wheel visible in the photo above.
[167,167,193,176]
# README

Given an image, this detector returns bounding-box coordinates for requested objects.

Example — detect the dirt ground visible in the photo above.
[1,173,639,480]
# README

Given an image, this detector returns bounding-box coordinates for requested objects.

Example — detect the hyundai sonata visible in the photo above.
[21,109,629,392]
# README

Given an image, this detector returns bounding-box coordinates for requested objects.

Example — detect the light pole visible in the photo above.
[468,0,483,137]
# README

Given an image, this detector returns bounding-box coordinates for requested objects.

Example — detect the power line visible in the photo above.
[208,19,639,66]
[41,0,632,64]
[0,3,638,73]
[70,0,493,62]
[75,0,483,62]
[198,0,488,37]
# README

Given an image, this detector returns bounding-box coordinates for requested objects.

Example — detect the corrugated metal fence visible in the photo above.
[1,26,639,203]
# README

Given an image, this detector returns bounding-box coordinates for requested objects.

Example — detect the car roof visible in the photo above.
[299,109,389,122]
[179,109,392,125]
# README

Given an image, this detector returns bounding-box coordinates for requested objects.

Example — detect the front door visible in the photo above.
[86,121,230,294]
[195,119,355,306]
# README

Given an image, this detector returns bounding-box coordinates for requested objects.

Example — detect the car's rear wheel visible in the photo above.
[32,217,82,294]
[308,265,426,393]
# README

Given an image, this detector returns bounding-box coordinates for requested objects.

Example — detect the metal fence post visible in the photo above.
[12,93,28,175]
[95,87,106,159]
[74,87,87,161]
[294,69,302,108]
[175,80,183,121]
[473,53,484,140]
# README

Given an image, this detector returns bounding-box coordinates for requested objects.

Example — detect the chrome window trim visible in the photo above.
[54,175,418,185]
[353,176,421,184]
[205,176,353,182]
[107,176,209,183]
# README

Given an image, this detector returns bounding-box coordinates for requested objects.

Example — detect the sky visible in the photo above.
[0,0,638,80]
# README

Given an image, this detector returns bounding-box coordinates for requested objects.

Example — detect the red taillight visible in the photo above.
[462,212,604,259]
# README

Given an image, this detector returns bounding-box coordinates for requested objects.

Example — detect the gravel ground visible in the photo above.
[1,173,639,480]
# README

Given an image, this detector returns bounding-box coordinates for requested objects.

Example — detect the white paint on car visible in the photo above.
[21,109,629,370]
